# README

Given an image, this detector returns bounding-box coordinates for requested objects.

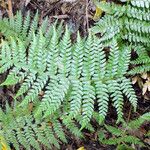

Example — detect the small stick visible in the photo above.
[85,0,89,31]
[49,14,69,19]
[7,0,13,18]
[127,106,132,123]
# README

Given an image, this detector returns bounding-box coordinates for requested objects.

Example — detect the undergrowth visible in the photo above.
[0,0,150,149]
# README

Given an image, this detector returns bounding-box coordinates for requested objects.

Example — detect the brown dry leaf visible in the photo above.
[0,0,7,9]
[144,138,150,145]
[39,90,44,96]
[93,7,103,21]
[132,76,138,84]
[128,128,146,139]
[138,79,144,89]
[142,80,150,95]
[141,73,147,79]
[132,76,143,88]
[144,95,149,101]
[77,146,85,150]
[25,0,31,6]
[93,0,106,21]
[28,102,33,112]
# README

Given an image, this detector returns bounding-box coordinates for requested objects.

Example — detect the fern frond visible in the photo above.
[95,81,109,123]
[53,120,67,143]
[0,102,85,150]
[92,0,150,76]
[58,26,72,76]
[120,77,137,111]
[108,80,124,123]
[130,0,150,8]
[105,125,122,136]
[127,112,150,129]
[81,79,95,127]
[0,12,138,127]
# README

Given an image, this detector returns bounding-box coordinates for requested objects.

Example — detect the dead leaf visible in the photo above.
[93,0,106,21]
[0,0,7,9]
[77,146,85,150]
[144,138,150,145]
[132,76,138,84]
[142,80,150,95]
[141,73,147,79]
[25,0,31,6]
[0,136,9,150]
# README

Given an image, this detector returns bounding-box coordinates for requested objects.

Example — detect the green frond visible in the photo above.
[27,11,39,42]
[43,126,60,149]
[53,120,67,143]
[0,11,140,130]
[130,0,150,8]
[1,102,85,150]
[95,81,109,123]
[119,135,144,146]
[47,26,59,74]
[126,5,150,21]
[15,71,36,98]
[117,45,131,76]
[58,25,72,76]
[92,0,150,76]
[108,80,124,123]
[20,73,49,106]
[71,32,84,78]
[80,79,95,127]
[21,11,30,39]
[127,112,150,129]
[120,77,137,111]
[93,36,105,80]
[62,117,83,138]
[105,125,122,136]
[69,79,82,118]
[129,64,150,75]
[106,40,119,78]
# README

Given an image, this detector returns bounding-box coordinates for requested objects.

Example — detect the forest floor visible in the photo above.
[0,0,150,150]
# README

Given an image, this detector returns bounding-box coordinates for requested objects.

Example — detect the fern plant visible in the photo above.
[98,112,150,150]
[0,11,138,127]
[0,6,147,150]
[0,101,84,150]
[0,11,63,45]
[92,0,150,74]
[0,11,39,42]
[128,45,150,75]
[0,22,137,128]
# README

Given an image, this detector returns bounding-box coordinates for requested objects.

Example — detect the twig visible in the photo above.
[127,106,132,123]
[85,0,89,31]
[7,0,13,18]
[49,14,69,19]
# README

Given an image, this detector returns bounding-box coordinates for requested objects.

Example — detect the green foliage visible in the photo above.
[92,0,150,74]
[0,102,83,150]
[0,11,39,42]
[0,15,137,126]
[128,45,150,74]
[98,112,150,149]
[0,10,145,150]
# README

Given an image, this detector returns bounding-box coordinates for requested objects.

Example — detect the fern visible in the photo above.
[0,32,137,127]
[128,45,150,74]
[0,7,148,150]
[0,12,138,127]
[98,112,150,149]
[92,0,150,76]
[0,11,38,42]
[0,102,83,150]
